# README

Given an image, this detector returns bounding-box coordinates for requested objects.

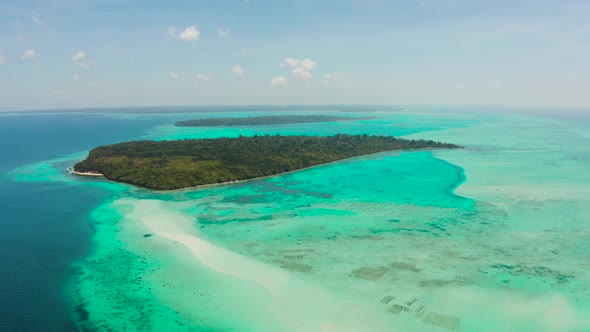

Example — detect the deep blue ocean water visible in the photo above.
[0,114,167,331]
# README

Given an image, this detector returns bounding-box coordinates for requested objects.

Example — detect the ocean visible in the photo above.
[1,106,589,331]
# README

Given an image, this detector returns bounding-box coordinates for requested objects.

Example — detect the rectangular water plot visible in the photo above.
[423,312,461,330]
[380,295,395,304]
[391,261,421,272]
[283,254,305,260]
[414,305,427,319]
[274,260,312,273]
[350,266,391,281]
[386,304,410,314]
[404,298,418,307]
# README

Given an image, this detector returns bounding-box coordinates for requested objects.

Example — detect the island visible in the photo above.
[175,115,372,127]
[73,134,461,190]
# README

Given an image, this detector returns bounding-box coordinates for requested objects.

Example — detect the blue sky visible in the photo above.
[1,0,590,110]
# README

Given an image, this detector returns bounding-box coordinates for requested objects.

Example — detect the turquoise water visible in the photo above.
[3,107,590,331]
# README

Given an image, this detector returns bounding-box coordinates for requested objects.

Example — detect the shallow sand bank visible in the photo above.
[124,199,407,331]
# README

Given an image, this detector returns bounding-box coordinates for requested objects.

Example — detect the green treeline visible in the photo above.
[175,115,371,127]
[74,134,461,190]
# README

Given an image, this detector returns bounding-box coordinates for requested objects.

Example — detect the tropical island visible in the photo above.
[73,134,461,190]
[174,115,372,127]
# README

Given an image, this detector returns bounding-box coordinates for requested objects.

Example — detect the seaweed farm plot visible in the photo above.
[379,294,461,330]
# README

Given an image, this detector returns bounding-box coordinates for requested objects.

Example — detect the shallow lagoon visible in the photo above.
[7,107,590,331]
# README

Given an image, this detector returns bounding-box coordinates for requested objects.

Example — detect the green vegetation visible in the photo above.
[74,134,461,190]
[175,115,371,127]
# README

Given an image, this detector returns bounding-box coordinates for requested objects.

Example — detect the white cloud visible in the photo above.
[280,57,317,81]
[218,27,230,39]
[73,74,80,80]
[291,67,312,80]
[169,72,179,79]
[32,16,43,25]
[232,65,245,77]
[71,52,85,61]
[0,52,6,64]
[21,49,36,61]
[51,90,63,95]
[270,76,287,86]
[178,25,200,42]
[89,80,107,87]
[21,50,41,66]
[281,57,300,68]
[195,73,213,81]
[280,57,317,70]
[300,58,317,70]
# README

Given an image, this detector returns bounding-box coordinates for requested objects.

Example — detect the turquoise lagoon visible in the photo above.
[3,107,590,331]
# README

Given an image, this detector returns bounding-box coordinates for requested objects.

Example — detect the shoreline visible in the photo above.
[71,170,104,177]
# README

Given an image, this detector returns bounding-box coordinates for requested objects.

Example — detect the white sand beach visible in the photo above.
[72,170,104,177]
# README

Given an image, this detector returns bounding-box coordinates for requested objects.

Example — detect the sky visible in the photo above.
[1,0,590,111]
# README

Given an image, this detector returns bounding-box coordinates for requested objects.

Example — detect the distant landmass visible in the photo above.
[175,115,373,127]
[73,134,461,190]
